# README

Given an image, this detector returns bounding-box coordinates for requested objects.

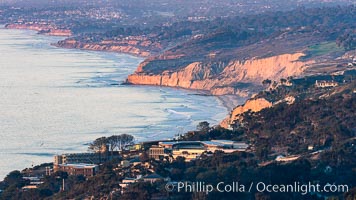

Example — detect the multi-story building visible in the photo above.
[171,141,206,161]
[149,140,249,162]
[54,151,120,165]
[54,163,99,177]
[54,153,102,165]
[148,146,169,160]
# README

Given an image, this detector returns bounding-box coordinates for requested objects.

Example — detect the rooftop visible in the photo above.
[57,163,98,169]
[160,140,247,149]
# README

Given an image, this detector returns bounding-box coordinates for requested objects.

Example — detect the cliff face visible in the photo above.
[127,53,314,95]
[56,40,151,57]
[219,53,310,83]
[5,24,72,36]
[56,35,164,57]
[220,98,272,128]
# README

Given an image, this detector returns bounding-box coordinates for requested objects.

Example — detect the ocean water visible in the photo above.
[0,27,228,180]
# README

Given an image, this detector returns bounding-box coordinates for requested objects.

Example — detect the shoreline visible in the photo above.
[4,23,72,37]
[3,24,247,114]
[0,28,230,180]
[216,95,247,112]
[2,24,148,58]
[124,81,248,113]
[0,25,248,182]
[51,42,147,59]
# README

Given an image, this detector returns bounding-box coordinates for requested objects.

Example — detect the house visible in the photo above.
[22,185,38,190]
[129,143,143,151]
[275,155,300,162]
[119,177,137,189]
[21,177,44,190]
[315,80,338,88]
[143,173,164,183]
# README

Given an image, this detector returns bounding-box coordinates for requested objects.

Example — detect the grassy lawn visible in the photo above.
[307,42,344,57]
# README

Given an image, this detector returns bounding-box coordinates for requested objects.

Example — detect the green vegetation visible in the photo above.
[306,42,344,58]
[56,5,356,73]
[129,5,356,74]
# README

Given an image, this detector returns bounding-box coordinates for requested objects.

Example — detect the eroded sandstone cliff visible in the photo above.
[56,39,151,57]
[55,35,164,57]
[5,24,72,36]
[220,98,272,128]
[127,53,314,95]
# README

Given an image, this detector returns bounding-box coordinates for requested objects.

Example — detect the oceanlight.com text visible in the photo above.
[165,181,349,195]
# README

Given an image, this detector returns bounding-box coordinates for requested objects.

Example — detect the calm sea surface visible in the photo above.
[0,27,228,180]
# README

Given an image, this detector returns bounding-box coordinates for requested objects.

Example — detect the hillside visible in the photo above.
[127,6,356,95]
[223,73,356,156]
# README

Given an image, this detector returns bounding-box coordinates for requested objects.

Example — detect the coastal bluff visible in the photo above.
[127,53,314,95]
[56,39,152,57]
[220,98,272,128]
[5,23,72,36]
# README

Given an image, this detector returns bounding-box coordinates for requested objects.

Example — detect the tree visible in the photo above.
[90,134,135,153]
[197,121,210,132]
[106,134,135,152]
[107,135,121,152]
[256,143,269,161]
[120,182,156,200]
[336,32,356,51]
[3,170,25,188]
[88,137,108,153]
[88,137,108,164]
[0,171,28,200]
[119,134,135,150]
